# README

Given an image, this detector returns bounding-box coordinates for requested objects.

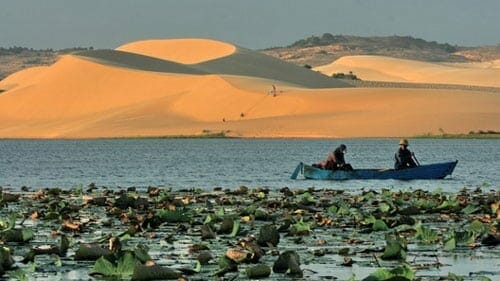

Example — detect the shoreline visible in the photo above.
[1,133,499,140]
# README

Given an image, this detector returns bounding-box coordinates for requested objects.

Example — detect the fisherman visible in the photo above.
[394,139,418,170]
[315,144,353,171]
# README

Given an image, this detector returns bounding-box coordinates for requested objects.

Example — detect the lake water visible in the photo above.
[0,138,498,192]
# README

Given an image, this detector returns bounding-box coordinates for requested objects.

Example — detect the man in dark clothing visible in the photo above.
[394,139,418,170]
[333,144,347,167]
[315,144,353,171]
[332,144,353,171]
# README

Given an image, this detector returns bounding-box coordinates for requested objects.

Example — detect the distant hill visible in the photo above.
[262,33,500,67]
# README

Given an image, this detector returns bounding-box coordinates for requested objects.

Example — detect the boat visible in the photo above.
[290,160,458,180]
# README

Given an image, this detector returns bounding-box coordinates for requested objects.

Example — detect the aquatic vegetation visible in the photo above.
[90,251,137,278]
[362,264,415,281]
[0,185,498,280]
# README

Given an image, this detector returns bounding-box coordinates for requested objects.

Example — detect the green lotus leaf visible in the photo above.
[327,205,338,214]
[381,236,406,260]
[91,251,136,278]
[415,222,439,244]
[92,256,116,276]
[462,204,480,215]
[291,217,312,234]
[447,272,464,281]
[444,231,456,251]
[300,192,314,204]
[469,220,486,235]
[455,231,474,245]
[229,219,240,237]
[378,203,391,213]
[372,220,389,232]
[157,208,191,223]
[363,264,415,281]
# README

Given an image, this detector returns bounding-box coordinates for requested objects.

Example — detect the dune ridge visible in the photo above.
[76,45,352,89]
[0,39,499,139]
[116,38,237,64]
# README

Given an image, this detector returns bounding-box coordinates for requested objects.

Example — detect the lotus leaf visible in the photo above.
[229,219,240,237]
[447,272,464,281]
[91,251,136,278]
[444,231,457,251]
[157,208,191,223]
[362,264,415,281]
[415,222,439,244]
[469,220,487,235]
[462,203,480,215]
[246,263,271,279]
[372,219,389,232]
[381,235,406,260]
[290,217,312,234]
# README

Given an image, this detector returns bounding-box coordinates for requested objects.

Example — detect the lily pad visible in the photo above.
[2,228,34,243]
[362,264,415,281]
[246,263,271,279]
[273,250,302,277]
[372,219,389,232]
[415,222,439,244]
[90,251,136,278]
[131,263,182,281]
[381,235,406,260]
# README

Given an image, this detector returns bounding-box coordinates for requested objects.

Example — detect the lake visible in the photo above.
[0,138,498,192]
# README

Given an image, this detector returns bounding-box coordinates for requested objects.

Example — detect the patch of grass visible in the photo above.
[162,130,233,139]
[77,130,236,140]
[415,130,500,139]
[331,71,360,80]
[135,130,234,139]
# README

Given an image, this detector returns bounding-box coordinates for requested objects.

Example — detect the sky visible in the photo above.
[1,0,499,50]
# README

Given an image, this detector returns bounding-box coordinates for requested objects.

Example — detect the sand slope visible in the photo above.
[77,44,352,89]
[314,55,500,87]
[0,39,499,138]
[116,38,237,64]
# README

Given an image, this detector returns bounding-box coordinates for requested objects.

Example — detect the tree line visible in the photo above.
[0,46,94,55]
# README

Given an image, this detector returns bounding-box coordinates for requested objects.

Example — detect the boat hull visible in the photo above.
[293,161,458,180]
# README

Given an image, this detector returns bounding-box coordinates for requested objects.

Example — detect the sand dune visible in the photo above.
[0,66,49,92]
[0,39,499,138]
[77,43,351,89]
[314,55,500,87]
[116,38,237,64]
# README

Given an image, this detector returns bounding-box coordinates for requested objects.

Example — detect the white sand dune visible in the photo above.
[0,39,499,138]
[314,55,500,87]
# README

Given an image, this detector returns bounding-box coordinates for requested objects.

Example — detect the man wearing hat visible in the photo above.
[394,139,418,170]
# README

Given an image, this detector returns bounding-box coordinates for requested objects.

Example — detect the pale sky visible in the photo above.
[1,0,499,50]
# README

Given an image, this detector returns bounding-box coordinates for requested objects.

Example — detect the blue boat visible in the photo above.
[290,160,458,180]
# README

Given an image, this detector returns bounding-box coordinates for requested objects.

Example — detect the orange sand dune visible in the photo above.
[0,66,49,91]
[314,55,500,87]
[1,39,499,139]
[116,38,236,64]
